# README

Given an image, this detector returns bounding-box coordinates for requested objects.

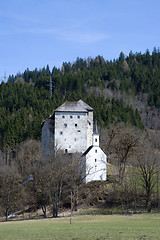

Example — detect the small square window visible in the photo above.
[70,116,73,119]
[62,116,65,118]
[88,121,91,125]
[78,116,80,119]
[60,131,63,135]
[64,124,67,128]
[78,130,81,132]
[75,124,77,127]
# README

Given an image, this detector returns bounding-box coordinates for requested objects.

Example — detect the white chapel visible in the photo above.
[41,99,107,183]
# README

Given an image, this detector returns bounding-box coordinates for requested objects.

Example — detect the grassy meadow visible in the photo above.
[0,214,160,240]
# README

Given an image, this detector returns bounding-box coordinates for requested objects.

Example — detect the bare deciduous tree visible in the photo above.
[0,164,22,220]
[15,139,41,181]
[137,144,158,213]
[101,123,140,182]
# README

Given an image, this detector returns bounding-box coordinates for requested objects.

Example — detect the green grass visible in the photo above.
[0,214,160,240]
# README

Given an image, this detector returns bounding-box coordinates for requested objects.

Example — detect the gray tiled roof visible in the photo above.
[82,146,93,156]
[55,100,93,112]
[78,100,93,111]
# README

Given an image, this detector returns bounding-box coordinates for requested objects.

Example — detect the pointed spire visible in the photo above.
[94,120,98,134]
[92,120,99,146]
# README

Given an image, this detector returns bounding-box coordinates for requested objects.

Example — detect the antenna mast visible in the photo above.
[49,76,53,98]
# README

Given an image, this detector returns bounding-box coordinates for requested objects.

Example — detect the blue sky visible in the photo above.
[0,0,160,81]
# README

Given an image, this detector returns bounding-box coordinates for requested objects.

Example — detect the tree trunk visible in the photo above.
[42,206,47,218]
[157,173,159,210]
[52,196,58,218]
[147,191,151,213]
[5,207,9,221]
[73,187,79,212]
[147,200,151,213]
[52,204,58,218]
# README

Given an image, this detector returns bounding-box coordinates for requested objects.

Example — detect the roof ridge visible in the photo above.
[55,100,90,112]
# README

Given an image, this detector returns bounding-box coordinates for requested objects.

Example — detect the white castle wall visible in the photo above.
[55,111,91,153]
[87,111,93,148]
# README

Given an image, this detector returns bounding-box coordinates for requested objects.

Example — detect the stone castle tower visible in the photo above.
[42,100,93,155]
[41,100,107,182]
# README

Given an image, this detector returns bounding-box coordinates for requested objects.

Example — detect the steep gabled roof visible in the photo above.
[41,115,54,128]
[82,146,93,156]
[55,99,93,113]
[78,100,93,111]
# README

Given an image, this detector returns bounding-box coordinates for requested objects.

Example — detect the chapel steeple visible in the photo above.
[92,121,99,147]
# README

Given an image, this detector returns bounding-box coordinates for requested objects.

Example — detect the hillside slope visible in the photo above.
[1,49,160,149]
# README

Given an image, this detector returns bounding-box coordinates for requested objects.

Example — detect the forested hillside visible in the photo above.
[1,48,160,149]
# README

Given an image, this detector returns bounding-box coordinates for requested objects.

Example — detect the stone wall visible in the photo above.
[55,111,90,153]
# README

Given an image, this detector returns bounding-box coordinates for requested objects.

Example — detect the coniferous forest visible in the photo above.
[3,48,160,149]
[1,48,160,218]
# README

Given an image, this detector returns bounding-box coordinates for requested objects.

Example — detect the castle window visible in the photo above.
[75,124,77,127]
[78,130,81,132]
[95,138,97,142]
[78,116,80,119]
[65,149,68,153]
[64,124,67,128]
[62,116,65,118]
[75,138,77,141]
[60,131,63,135]
[95,149,97,153]
[69,145,71,148]
[95,159,97,162]
[88,120,91,125]
[70,116,73,119]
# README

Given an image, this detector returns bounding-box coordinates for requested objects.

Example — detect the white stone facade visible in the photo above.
[83,147,107,183]
[54,111,93,153]
[41,99,107,182]
[51,100,93,154]
[83,131,107,183]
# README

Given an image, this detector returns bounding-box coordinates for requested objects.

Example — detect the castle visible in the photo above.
[41,100,107,183]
